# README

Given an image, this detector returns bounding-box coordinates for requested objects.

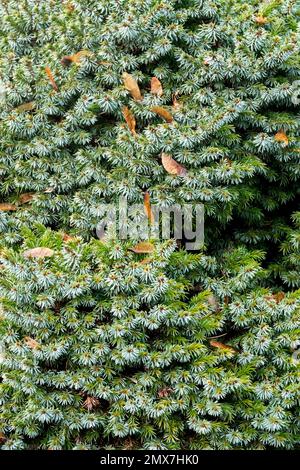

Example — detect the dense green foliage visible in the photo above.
[0,0,299,450]
[1,228,299,449]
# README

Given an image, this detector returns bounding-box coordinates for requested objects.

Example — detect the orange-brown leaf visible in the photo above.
[122,72,142,101]
[209,340,237,353]
[122,106,136,135]
[19,193,34,204]
[65,1,75,12]
[14,102,36,112]
[45,66,58,91]
[172,91,181,110]
[275,130,288,146]
[140,257,153,265]
[23,247,54,259]
[83,396,100,411]
[61,50,91,66]
[130,241,154,254]
[151,106,173,123]
[158,387,173,398]
[161,153,187,176]
[0,203,17,211]
[150,77,163,97]
[24,336,40,350]
[62,233,76,242]
[143,191,155,225]
[255,15,268,24]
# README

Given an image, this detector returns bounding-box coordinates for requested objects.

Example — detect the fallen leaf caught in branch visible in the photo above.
[83,396,100,411]
[61,50,92,66]
[0,203,17,211]
[161,153,187,176]
[130,241,154,254]
[19,193,34,204]
[24,336,40,349]
[150,77,163,97]
[143,191,155,224]
[23,247,54,259]
[151,105,173,123]
[45,66,58,91]
[122,72,142,101]
[275,130,288,146]
[209,340,237,353]
[255,15,268,25]
[122,106,136,135]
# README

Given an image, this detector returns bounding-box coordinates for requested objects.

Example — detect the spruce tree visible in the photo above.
[0,0,299,451]
[1,228,299,450]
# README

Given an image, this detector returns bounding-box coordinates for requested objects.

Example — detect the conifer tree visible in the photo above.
[0,0,299,451]
[0,228,299,450]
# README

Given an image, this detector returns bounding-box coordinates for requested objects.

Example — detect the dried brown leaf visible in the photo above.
[122,106,136,135]
[122,72,142,101]
[130,241,154,254]
[158,387,173,398]
[83,396,100,411]
[19,193,34,204]
[0,203,17,211]
[45,66,58,91]
[151,105,173,123]
[61,50,92,66]
[209,340,237,353]
[275,130,288,146]
[255,15,268,24]
[23,247,54,259]
[172,91,181,110]
[161,153,187,176]
[24,336,39,349]
[150,77,163,97]
[143,191,155,225]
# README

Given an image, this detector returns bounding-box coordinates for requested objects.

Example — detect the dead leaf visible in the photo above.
[62,233,76,242]
[265,292,285,304]
[65,1,75,12]
[130,241,154,254]
[122,106,136,135]
[274,292,285,303]
[43,187,54,193]
[255,15,268,24]
[23,247,54,259]
[158,387,173,398]
[98,60,112,66]
[0,432,6,443]
[151,106,173,123]
[24,336,39,349]
[143,191,155,225]
[19,193,34,204]
[150,77,163,97]
[209,340,237,353]
[45,66,58,91]
[0,203,17,211]
[14,102,36,112]
[275,130,288,146]
[140,257,153,265]
[161,153,187,176]
[172,91,181,110]
[83,396,100,411]
[61,50,92,66]
[122,72,142,101]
